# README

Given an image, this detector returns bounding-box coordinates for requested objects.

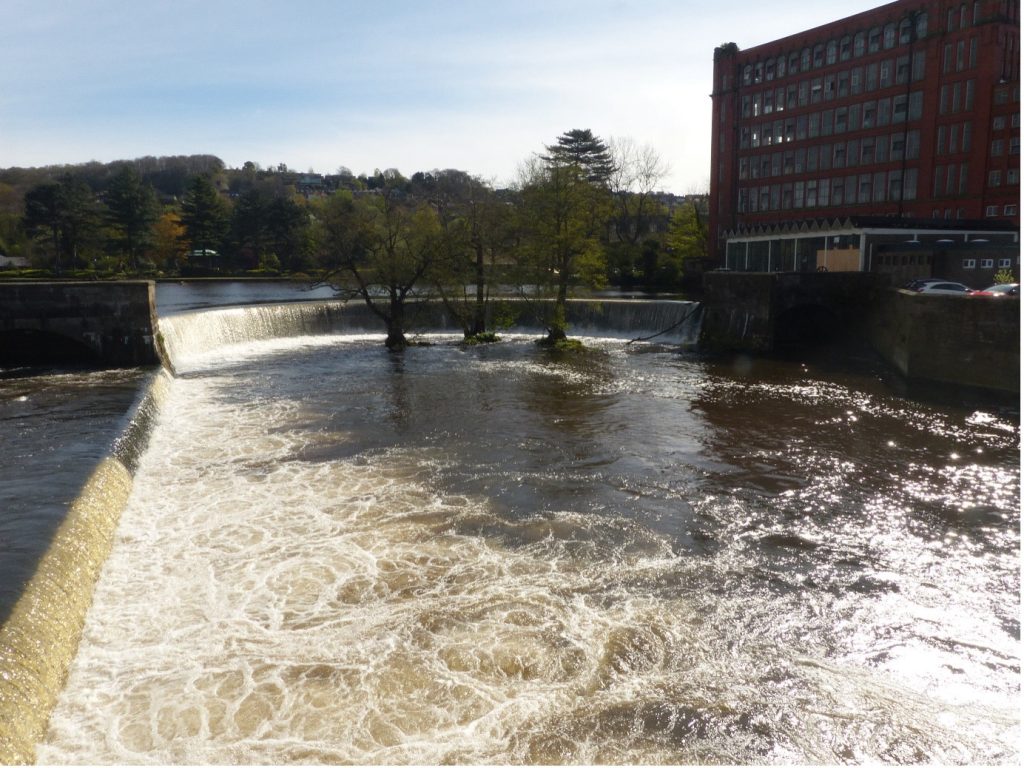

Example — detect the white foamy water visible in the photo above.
[38,333,1019,764]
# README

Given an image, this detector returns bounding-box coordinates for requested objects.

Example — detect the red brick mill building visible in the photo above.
[709,0,1020,284]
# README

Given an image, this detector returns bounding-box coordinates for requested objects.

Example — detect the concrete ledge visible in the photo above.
[0,281,160,368]
[870,289,1020,394]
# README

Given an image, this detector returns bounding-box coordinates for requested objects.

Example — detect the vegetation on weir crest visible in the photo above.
[0,131,710,348]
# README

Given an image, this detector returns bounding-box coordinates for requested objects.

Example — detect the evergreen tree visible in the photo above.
[106,165,158,272]
[180,174,229,269]
[543,128,616,186]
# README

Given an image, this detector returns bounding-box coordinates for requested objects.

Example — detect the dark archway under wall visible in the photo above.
[774,304,844,348]
[0,329,102,368]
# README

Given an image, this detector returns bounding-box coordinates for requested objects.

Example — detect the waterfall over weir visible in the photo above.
[0,297,699,763]
[157,298,702,367]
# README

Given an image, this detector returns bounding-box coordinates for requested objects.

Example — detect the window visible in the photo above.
[1011,137,1020,154]
[811,78,823,103]
[884,23,897,49]
[868,27,881,52]
[964,79,975,111]
[981,258,994,268]
[777,56,787,78]
[963,258,977,268]
[851,67,863,94]
[1008,169,1019,184]
[909,91,923,120]
[907,129,920,159]
[956,40,965,71]
[999,258,1013,268]
[801,47,811,71]
[913,50,926,80]
[862,101,876,127]
[825,74,836,100]
[880,60,893,88]
[936,125,947,155]
[838,70,849,97]
[988,170,1001,186]
[1005,204,1018,215]
[835,106,847,132]
[994,115,1007,129]
[889,170,903,200]
[943,43,953,73]
[985,205,999,216]
[827,40,838,65]
[854,31,866,56]
[789,51,800,74]
[916,12,928,39]
[992,139,1005,156]
[743,65,753,85]
[904,168,918,199]
[866,62,879,91]
[859,173,872,203]
[840,35,852,60]
[893,94,908,122]
[897,55,910,84]
[899,18,913,44]
[813,44,824,68]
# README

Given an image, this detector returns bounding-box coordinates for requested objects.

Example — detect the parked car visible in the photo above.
[914,281,973,295]
[969,283,1019,297]
[902,278,943,291]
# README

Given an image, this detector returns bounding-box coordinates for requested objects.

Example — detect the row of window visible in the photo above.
[740,131,922,181]
[740,93,925,149]
[962,257,1015,268]
[737,169,920,213]
[992,113,1021,130]
[742,52,928,118]
[987,168,1021,186]
[990,137,1021,156]
[984,204,1018,217]
[739,12,932,86]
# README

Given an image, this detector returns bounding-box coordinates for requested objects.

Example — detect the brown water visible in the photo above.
[33,324,1019,764]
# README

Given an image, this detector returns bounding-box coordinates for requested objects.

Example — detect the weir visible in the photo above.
[0,296,700,763]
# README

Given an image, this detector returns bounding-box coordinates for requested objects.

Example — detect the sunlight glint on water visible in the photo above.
[38,333,1019,764]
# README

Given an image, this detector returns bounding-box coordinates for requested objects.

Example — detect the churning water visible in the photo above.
[29,304,1019,764]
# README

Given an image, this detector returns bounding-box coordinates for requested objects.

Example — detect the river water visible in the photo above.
[1,283,1019,763]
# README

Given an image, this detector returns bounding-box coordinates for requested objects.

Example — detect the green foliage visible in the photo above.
[180,174,229,258]
[462,332,500,345]
[993,268,1015,284]
[667,202,708,262]
[106,165,159,271]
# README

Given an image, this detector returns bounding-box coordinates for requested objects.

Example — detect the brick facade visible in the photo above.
[709,0,1020,263]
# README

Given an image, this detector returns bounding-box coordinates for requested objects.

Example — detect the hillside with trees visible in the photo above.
[0,135,711,343]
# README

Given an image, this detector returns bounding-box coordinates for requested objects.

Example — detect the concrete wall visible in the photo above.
[0,282,160,368]
[869,290,1020,394]
[699,273,777,352]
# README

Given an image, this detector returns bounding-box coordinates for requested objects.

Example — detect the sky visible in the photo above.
[1,0,879,193]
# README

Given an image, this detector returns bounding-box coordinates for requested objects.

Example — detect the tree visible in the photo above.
[22,175,100,274]
[319,176,441,350]
[180,174,229,269]
[516,138,613,343]
[152,210,186,272]
[543,129,616,185]
[667,200,709,263]
[422,169,510,337]
[106,165,158,272]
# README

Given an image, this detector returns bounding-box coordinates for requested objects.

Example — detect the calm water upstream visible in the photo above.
[19,300,1018,763]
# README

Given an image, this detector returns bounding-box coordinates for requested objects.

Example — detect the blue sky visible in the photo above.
[1,0,876,192]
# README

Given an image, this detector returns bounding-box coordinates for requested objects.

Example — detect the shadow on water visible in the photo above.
[0,367,150,625]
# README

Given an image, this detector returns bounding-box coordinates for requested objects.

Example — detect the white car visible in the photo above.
[915,281,972,295]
